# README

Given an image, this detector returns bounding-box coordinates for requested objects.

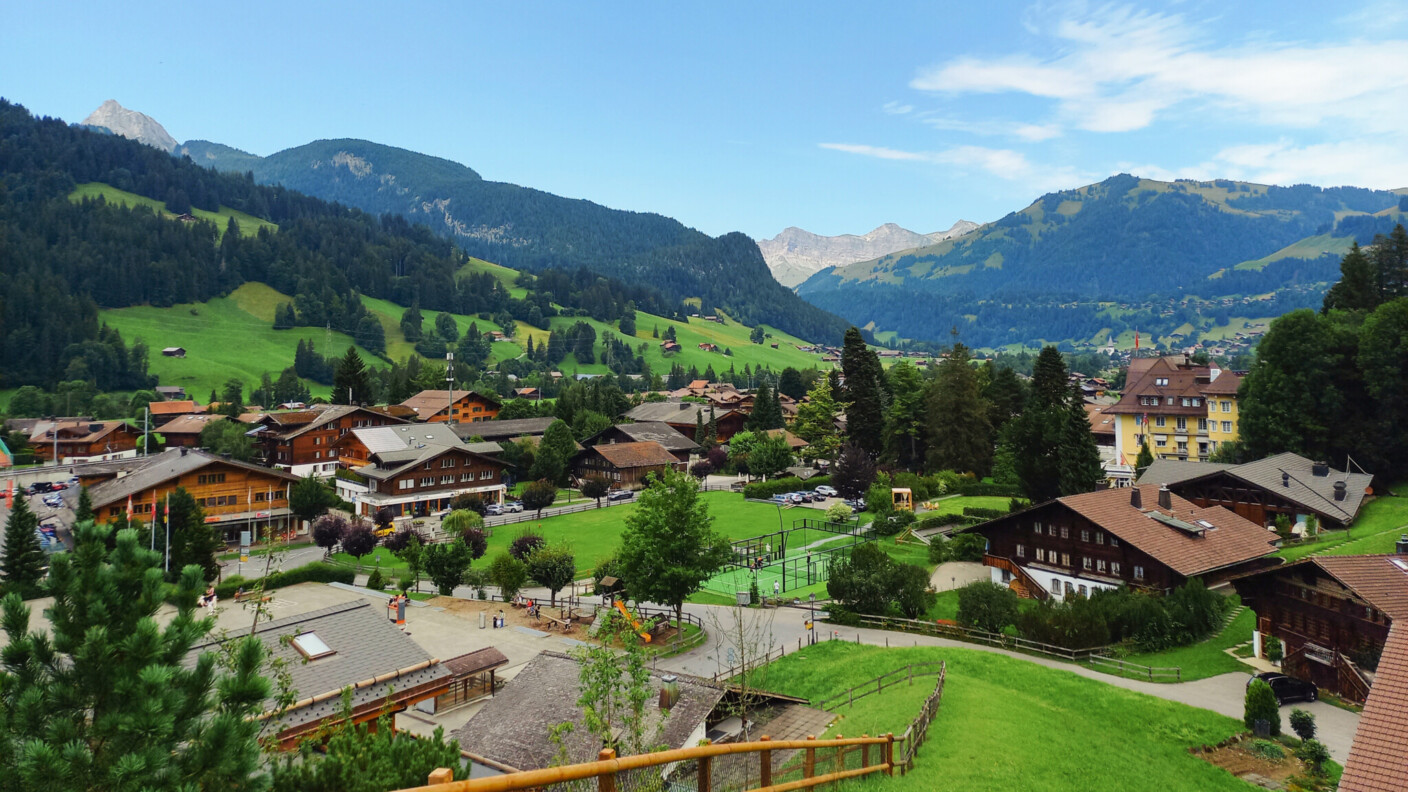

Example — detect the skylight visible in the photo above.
[290,631,335,660]
[1196,520,1216,530]
[1392,559,1408,572]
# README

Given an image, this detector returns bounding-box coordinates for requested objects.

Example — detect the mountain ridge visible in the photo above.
[82,99,177,152]
[757,220,978,287]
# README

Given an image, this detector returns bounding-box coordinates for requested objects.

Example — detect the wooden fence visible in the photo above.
[1086,654,1182,682]
[896,665,946,774]
[814,661,946,712]
[397,735,897,792]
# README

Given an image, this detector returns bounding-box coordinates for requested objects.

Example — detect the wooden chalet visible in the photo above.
[582,422,699,464]
[334,425,507,518]
[248,404,408,478]
[156,413,226,448]
[573,441,685,488]
[453,416,557,445]
[1232,553,1408,702]
[29,420,142,463]
[622,402,747,442]
[962,484,1279,601]
[399,389,501,424]
[148,399,203,427]
[1138,452,1374,529]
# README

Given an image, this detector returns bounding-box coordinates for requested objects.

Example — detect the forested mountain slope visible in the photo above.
[181,137,852,344]
[796,174,1408,347]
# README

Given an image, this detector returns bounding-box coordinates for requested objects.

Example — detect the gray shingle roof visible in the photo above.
[453,651,725,771]
[590,422,699,453]
[1138,452,1373,524]
[188,600,450,735]
[87,448,300,510]
[456,417,557,441]
[624,402,709,424]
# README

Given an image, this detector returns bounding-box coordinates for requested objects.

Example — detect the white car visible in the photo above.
[505,501,525,513]
[813,485,837,497]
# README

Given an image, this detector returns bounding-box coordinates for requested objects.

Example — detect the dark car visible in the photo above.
[608,489,634,502]
[27,482,55,495]
[1248,672,1318,705]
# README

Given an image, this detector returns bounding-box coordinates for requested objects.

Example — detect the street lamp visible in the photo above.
[808,592,817,646]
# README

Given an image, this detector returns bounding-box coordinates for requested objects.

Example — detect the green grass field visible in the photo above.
[70,182,277,238]
[1115,606,1255,682]
[1275,484,1408,562]
[748,642,1249,792]
[333,491,808,577]
[100,283,386,401]
[917,495,1015,519]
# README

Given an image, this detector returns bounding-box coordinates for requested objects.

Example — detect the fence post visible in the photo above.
[427,768,453,784]
[886,733,895,776]
[909,665,913,686]
[861,734,870,769]
[849,687,853,708]
[877,676,882,698]
[759,736,772,788]
[697,740,712,792]
[804,735,816,779]
[598,748,617,792]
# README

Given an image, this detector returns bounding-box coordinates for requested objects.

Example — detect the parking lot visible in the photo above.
[0,474,79,555]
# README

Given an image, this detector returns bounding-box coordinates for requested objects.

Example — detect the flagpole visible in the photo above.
[164,492,171,573]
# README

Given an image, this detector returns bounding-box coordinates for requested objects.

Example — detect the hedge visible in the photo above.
[214,562,355,599]
[962,506,1008,520]
[742,475,832,501]
[954,480,1023,497]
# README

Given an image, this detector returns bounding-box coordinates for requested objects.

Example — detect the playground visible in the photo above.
[702,517,878,598]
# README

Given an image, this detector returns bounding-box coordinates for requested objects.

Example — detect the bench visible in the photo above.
[542,615,574,634]
[233,590,274,604]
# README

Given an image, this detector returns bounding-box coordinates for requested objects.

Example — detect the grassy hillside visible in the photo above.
[100,283,384,402]
[69,182,277,238]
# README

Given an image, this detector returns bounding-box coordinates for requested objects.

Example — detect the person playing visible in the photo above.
[773,580,780,599]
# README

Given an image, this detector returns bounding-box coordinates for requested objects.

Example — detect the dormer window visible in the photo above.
[290,631,335,660]
[1155,377,1169,386]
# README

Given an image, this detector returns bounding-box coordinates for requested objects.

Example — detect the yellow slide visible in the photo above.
[614,600,652,643]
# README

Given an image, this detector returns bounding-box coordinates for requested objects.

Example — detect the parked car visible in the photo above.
[27,482,55,495]
[814,485,838,497]
[42,494,63,509]
[504,501,525,513]
[373,524,396,538]
[1248,672,1318,704]
[50,482,67,491]
[786,492,807,504]
[608,490,635,502]
[485,503,505,516]
[769,493,790,504]
[843,498,866,511]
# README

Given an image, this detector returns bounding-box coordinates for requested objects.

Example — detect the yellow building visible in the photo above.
[1106,356,1243,465]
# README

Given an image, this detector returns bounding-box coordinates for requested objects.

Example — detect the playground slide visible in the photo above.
[614,600,652,643]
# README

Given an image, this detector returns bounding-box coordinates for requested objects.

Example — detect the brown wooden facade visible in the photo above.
[360,447,507,517]
[258,407,404,472]
[93,456,300,542]
[573,448,684,489]
[33,422,142,463]
[668,410,748,443]
[1165,470,1358,529]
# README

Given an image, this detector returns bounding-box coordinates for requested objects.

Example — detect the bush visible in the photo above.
[1244,679,1281,736]
[461,527,488,560]
[365,568,386,591]
[962,506,1008,520]
[509,530,546,561]
[1289,708,1316,742]
[1248,740,1285,761]
[1017,594,1111,649]
[1266,635,1284,663]
[382,527,426,553]
[690,460,714,478]
[956,581,1020,634]
[875,509,915,537]
[953,480,1022,497]
[824,501,853,523]
[213,562,355,599]
[1295,739,1330,778]
[741,475,831,501]
[397,577,414,594]
[488,552,529,600]
[826,543,933,617]
[929,533,988,564]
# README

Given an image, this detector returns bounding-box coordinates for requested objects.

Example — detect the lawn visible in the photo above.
[70,182,277,238]
[916,495,1015,519]
[1115,606,1255,682]
[333,491,803,577]
[100,282,385,402]
[749,642,1250,792]
[1275,484,1408,562]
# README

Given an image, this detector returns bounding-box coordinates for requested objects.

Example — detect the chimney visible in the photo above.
[1130,487,1143,509]
[1312,461,1329,477]
[180,447,189,456]
[1334,480,1347,502]
[658,675,679,710]
[1157,485,1172,510]
[1282,471,1290,488]
[1397,535,1408,555]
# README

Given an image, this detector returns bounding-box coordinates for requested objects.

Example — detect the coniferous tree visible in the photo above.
[400,302,424,342]
[1059,388,1105,495]
[745,382,784,431]
[777,367,806,400]
[1,495,45,598]
[925,343,992,475]
[74,485,95,523]
[333,346,372,404]
[841,327,885,456]
[832,440,877,502]
[793,378,841,463]
[883,361,927,470]
[1322,242,1378,313]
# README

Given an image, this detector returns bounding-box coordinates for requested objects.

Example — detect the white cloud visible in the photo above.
[910,4,1408,135]
[819,141,1095,192]
[882,101,914,115]
[818,143,930,161]
[1210,139,1408,190]
[922,117,1063,141]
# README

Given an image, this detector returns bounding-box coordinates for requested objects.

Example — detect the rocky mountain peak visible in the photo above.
[757,220,978,288]
[82,100,177,153]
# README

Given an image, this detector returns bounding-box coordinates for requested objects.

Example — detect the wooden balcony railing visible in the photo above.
[394,734,896,792]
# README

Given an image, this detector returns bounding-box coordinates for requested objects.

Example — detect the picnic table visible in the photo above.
[234,590,274,604]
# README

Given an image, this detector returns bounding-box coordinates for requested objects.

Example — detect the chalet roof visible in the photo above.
[1139,452,1373,524]
[452,651,725,771]
[88,448,300,510]
[350,425,465,455]
[763,429,809,449]
[590,422,699,453]
[157,414,226,436]
[255,404,406,440]
[1000,484,1278,578]
[443,647,509,677]
[1298,555,1408,619]
[624,401,707,424]
[454,417,557,441]
[359,440,504,481]
[1105,356,1234,415]
[149,400,201,416]
[1199,371,1244,395]
[590,441,681,469]
[399,390,501,420]
[30,420,132,445]
[188,601,449,736]
[1083,403,1116,436]
[1340,624,1408,792]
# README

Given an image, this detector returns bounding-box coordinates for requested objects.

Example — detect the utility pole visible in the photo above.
[446,351,455,421]
[143,407,150,456]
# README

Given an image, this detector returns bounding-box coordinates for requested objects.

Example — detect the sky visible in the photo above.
[4,1,1408,239]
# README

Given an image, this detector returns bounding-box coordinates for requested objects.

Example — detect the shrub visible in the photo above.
[342,522,377,563]
[690,460,714,478]
[1017,594,1111,650]
[461,527,488,560]
[824,501,853,523]
[875,509,915,537]
[741,475,832,501]
[1248,740,1285,761]
[212,562,355,599]
[441,509,485,540]
[509,530,546,561]
[956,581,1019,634]
[1266,636,1284,663]
[1244,679,1281,736]
[397,577,414,594]
[311,514,348,554]
[1295,739,1330,778]
[953,480,1021,497]
[962,506,1008,520]
[1289,708,1316,742]
[365,568,386,591]
[488,552,529,600]
[382,527,426,553]
[826,543,932,617]
[592,553,625,596]
[929,533,988,564]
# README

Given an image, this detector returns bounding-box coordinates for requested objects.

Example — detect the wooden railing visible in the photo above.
[1334,650,1372,703]
[852,614,1107,662]
[1087,654,1182,682]
[983,554,1050,601]
[396,735,896,792]
[815,661,946,712]
[896,666,946,774]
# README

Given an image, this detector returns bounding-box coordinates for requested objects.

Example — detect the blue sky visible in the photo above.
[4,1,1407,239]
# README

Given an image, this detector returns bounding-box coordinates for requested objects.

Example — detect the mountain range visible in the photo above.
[796,174,1408,347]
[81,100,177,152]
[756,221,978,287]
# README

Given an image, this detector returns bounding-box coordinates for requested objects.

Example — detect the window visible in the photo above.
[1064,581,1074,596]
[1033,523,1042,535]
[1060,553,1071,566]
[1221,401,1232,413]
[314,436,322,445]
[1181,397,1191,407]
[419,477,433,487]
[1222,421,1233,433]
[1096,560,1107,573]
[1035,548,1046,562]
[1166,396,1176,406]
[480,469,494,480]
[1156,436,1167,447]
[441,458,455,468]
[1176,417,1187,431]
[1060,526,1069,539]
[1016,544,1025,558]
[1134,565,1145,580]
[1083,557,1092,570]
[1111,562,1121,576]
[460,472,474,483]
[440,475,453,485]
[1079,585,1088,597]
[1155,416,1166,427]
[1048,525,1056,537]
[312,450,321,459]
[1155,377,1168,386]
[1197,418,1207,432]
[1052,578,1061,593]
[1096,532,1104,545]
[1109,537,1119,548]
[1081,529,1089,542]
[399,480,413,490]
[197,473,226,485]
[290,632,335,660]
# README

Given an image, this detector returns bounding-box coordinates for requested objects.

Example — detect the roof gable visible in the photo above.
[590,441,682,469]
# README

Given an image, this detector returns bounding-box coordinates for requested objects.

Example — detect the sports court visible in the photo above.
[702,517,876,596]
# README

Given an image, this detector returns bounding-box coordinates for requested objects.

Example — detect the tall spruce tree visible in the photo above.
[884,361,927,470]
[333,346,372,405]
[0,522,269,792]
[840,327,885,456]
[925,343,992,475]
[1,495,45,598]
[1322,242,1378,313]
[746,382,784,431]
[793,378,841,463]
[1058,388,1105,495]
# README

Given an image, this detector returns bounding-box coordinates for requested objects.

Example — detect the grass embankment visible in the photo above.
[750,642,1250,792]
[1275,484,1408,562]
[1113,607,1255,682]
[333,491,801,577]
[70,182,277,238]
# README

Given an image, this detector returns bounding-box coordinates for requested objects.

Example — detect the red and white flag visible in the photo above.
[126,495,134,520]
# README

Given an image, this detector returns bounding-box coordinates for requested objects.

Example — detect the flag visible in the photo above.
[126,494,134,520]
[165,493,170,519]
[1134,330,1140,351]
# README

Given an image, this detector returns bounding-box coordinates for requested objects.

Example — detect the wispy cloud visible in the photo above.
[820,141,1095,192]
[882,101,914,115]
[922,117,1063,142]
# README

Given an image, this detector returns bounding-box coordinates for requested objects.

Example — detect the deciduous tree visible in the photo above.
[526,542,576,606]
